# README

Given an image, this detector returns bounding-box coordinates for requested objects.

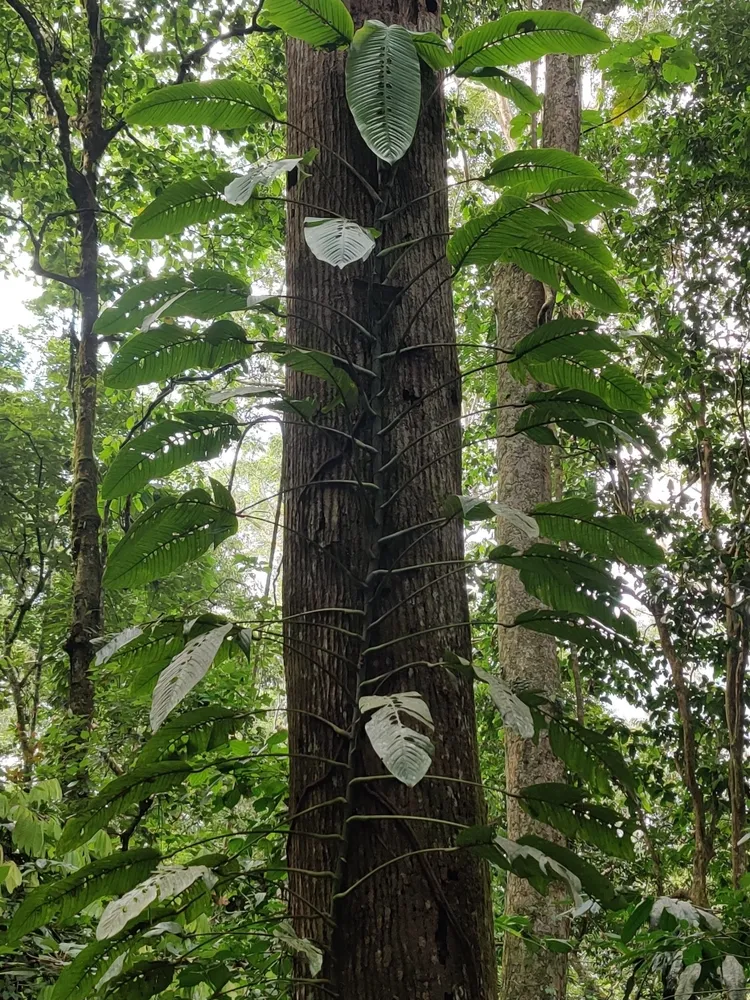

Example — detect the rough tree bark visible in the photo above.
[282,1,497,997]
[495,2,581,997]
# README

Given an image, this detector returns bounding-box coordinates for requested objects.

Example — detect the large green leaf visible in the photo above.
[127,80,276,128]
[410,30,454,70]
[345,20,422,164]
[453,10,609,76]
[7,849,160,942]
[540,176,637,223]
[485,148,602,190]
[101,413,240,500]
[58,761,196,853]
[262,0,353,48]
[96,272,249,337]
[517,835,622,907]
[131,175,240,240]
[515,609,641,667]
[272,347,359,408]
[51,935,138,1000]
[533,498,663,566]
[107,621,185,683]
[519,783,635,860]
[103,483,238,591]
[100,961,175,1000]
[550,719,637,796]
[303,217,376,268]
[518,355,649,413]
[468,68,542,112]
[104,320,255,389]
[446,195,551,268]
[137,706,244,764]
[511,317,616,365]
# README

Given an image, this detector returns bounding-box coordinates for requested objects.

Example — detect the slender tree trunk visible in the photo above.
[652,610,712,906]
[724,574,747,887]
[282,2,497,996]
[494,3,580,998]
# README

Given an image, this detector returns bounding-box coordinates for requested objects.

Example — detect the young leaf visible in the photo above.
[131,175,242,240]
[127,80,276,128]
[674,964,701,1000]
[304,217,376,268]
[468,68,542,112]
[101,413,240,500]
[103,486,238,591]
[485,148,602,190]
[453,10,609,76]
[533,498,663,566]
[518,835,621,907]
[273,920,324,977]
[224,156,304,205]
[95,627,144,667]
[150,623,234,732]
[345,20,421,164]
[721,955,746,1000]
[97,866,214,940]
[58,761,196,853]
[474,666,535,738]
[443,494,539,537]
[7,849,160,942]
[360,692,434,787]
[104,320,255,389]
[262,0,353,48]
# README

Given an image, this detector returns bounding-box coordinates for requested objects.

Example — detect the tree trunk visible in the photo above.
[724,574,747,888]
[495,3,580,997]
[282,3,497,997]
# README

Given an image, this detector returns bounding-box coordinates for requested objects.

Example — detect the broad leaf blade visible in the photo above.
[150,623,234,732]
[127,80,276,128]
[304,217,376,268]
[262,0,353,48]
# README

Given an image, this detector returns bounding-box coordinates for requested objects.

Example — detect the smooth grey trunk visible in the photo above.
[495,2,581,997]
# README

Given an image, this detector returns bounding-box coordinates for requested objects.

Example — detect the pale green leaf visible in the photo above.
[304,217,376,268]
[150,624,234,732]
[262,0,353,47]
[127,80,276,128]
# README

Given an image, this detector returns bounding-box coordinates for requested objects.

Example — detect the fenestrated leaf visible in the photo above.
[519,783,635,860]
[105,320,255,389]
[97,866,215,940]
[137,706,244,764]
[261,0,353,48]
[101,413,240,500]
[345,20,421,164]
[95,627,143,667]
[517,835,621,907]
[131,174,242,240]
[58,761,197,853]
[360,692,434,787]
[7,849,160,942]
[127,80,276,128]
[533,498,663,566]
[304,217,376,268]
[474,666,535,738]
[150,623,234,732]
[103,485,238,591]
[453,10,609,76]
[224,156,304,205]
[468,68,542,112]
[485,147,602,190]
[443,494,539,537]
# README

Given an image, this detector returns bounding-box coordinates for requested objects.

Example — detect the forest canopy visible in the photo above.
[0,0,749,998]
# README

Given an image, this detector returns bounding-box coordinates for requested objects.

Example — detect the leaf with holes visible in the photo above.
[518,835,621,907]
[101,413,239,500]
[105,320,255,389]
[360,692,434,787]
[345,20,421,163]
[7,849,161,942]
[304,217,376,268]
[103,484,238,591]
[453,10,609,76]
[150,624,234,732]
[127,80,276,128]
[262,0,353,48]
[515,609,641,667]
[519,783,635,860]
[542,176,636,223]
[474,666,535,738]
